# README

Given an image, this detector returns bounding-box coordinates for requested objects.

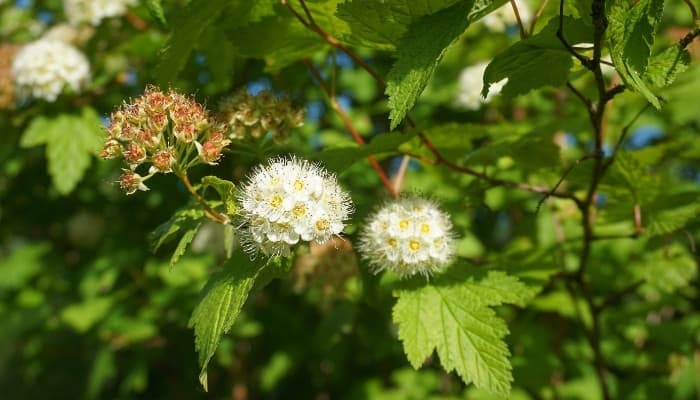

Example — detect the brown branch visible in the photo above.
[679,26,700,49]
[557,0,593,69]
[510,0,528,38]
[177,172,230,224]
[416,131,583,204]
[302,59,398,198]
[536,155,595,213]
[281,0,387,86]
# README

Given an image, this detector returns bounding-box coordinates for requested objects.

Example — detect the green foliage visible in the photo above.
[149,205,204,252]
[3,0,700,399]
[606,0,683,107]
[188,251,262,390]
[201,175,237,215]
[335,0,462,51]
[20,107,103,194]
[636,243,696,292]
[316,131,417,171]
[386,0,507,129]
[154,0,235,84]
[0,243,49,290]
[483,17,592,97]
[393,268,536,396]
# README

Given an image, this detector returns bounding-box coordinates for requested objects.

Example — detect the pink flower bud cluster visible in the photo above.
[217,90,305,141]
[101,86,231,194]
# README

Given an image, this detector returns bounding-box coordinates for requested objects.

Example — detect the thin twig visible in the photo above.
[416,132,583,204]
[510,0,528,38]
[683,0,699,22]
[536,155,595,213]
[683,230,697,253]
[596,280,643,311]
[281,0,387,86]
[529,0,550,35]
[392,155,411,194]
[302,59,398,198]
[178,172,230,224]
[557,0,593,69]
[601,104,651,174]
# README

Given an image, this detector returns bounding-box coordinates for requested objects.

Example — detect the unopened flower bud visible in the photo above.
[123,143,146,165]
[119,170,149,194]
[100,139,122,159]
[150,148,175,173]
[173,123,196,143]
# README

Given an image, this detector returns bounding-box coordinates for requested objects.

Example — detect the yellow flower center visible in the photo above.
[316,219,329,231]
[293,180,304,191]
[399,219,410,230]
[292,203,307,218]
[420,223,431,233]
[270,195,282,209]
[387,238,397,247]
[409,240,421,251]
[270,176,280,185]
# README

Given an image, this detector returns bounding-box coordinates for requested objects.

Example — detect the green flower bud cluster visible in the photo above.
[216,90,305,141]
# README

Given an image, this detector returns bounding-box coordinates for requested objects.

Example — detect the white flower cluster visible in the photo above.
[482,0,532,32]
[63,0,137,26]
[238,157,353,257]
[359,197,455,278]
[12,39,90,102]
[454,61,508,110]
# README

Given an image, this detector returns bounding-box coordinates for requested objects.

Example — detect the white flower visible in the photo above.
[454,61,508,110]
[238,157,353,257]
[359,197,456,278]
[12,39,90,102]
[482,0,532,32]
[63,0,138,26]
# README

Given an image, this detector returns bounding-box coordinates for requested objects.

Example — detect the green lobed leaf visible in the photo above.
[149,205,204,253]
[145,0,167,25]
[482,17,593,98]
[226,7,325,71]
[20,107,104,195]
[201,175,237,215]
[607,0,665,107]
[335,0,462,51]
[386,0,508,129]
[637,244,696,292]
[154,0,239,84]
[644,189,700,237]
[188,252,263,390]
[315,131,416,171]
[393,268,536,397]
[169,223,202,270]
[645,44,691,89]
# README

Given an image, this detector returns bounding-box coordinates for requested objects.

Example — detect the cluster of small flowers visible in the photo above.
[238,157,352,257]
[217,90,305,141]
[11,38,90,102]
[63,0,138,26]
[358,197,456,278]
[454,61,508,110]
[101,86,231,194]
[482,0,532,33]
[0,44,19,109]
